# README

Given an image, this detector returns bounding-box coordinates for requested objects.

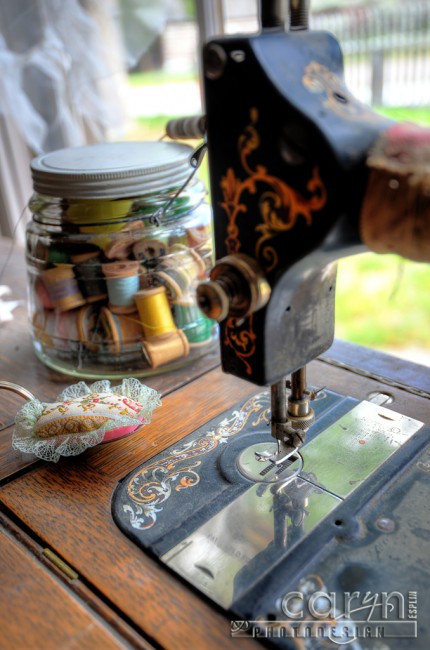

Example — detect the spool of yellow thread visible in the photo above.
[134,287,176,339]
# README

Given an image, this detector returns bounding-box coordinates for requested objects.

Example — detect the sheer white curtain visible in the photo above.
[0,0,182,242]
[0,0,130,242]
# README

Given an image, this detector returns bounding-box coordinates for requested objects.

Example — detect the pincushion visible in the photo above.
[12,378,161,462]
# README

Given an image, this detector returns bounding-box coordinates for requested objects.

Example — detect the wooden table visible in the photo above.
[0,236,429,649]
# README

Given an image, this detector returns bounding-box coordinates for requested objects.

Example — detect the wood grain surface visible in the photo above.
[0,370,259,650]
[0,523,140,650]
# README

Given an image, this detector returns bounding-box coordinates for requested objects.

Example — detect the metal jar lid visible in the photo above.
[30,141,194,199]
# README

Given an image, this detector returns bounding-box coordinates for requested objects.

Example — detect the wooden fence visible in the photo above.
[312,2,430,106]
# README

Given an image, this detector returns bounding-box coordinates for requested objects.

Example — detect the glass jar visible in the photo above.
[26,141,217,379]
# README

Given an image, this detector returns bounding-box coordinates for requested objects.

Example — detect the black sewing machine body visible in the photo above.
[202,29,390,385]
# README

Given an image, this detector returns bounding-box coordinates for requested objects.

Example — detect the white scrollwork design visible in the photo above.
[122,391,270,529]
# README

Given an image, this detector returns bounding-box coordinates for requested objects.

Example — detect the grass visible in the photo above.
[336,253,430,353]
[124,92,430,358]
[376,105,430,125]
[128,70,197,87]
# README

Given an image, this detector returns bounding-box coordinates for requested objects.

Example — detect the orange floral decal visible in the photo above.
[219,109,326,374]
[219,108,326,270]
[223,314,257,376]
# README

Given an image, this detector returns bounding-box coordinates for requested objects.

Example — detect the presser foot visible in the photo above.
[237,440,304,484]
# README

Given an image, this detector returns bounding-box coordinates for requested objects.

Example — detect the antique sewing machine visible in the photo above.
[113,1,430,644]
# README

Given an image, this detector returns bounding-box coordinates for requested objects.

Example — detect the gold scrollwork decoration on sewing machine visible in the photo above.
[123,391,270,529]
[219,108,326,373]
[223,314,257,376]
[220,107,326,272]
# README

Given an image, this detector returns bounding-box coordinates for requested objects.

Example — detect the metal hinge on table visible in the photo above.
[319,355,430,401]
[42,548,79,580]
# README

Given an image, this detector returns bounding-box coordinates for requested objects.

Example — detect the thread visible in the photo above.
[99,307,144,355]
[76,304,102,351]
[66,198,133,224]
[73,256,107,303]
[142,330,190,368]
[33,309,79,349]
[163,244,206,281]
[41,265,86,311]
[134,287,176,338]
[35,277,55,310]
[153,270,184,300]
[102,261,141,314]
[173,300,214,345]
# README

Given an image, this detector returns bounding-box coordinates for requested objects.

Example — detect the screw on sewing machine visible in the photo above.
[203,43,227,80]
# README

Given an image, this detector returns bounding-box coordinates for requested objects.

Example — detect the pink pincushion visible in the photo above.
[12,378,161,462]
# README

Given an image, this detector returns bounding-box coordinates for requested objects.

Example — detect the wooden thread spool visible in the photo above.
[173,300,213,346]
[76,304,103,352]
[104,220,145,260]
[102,261,141,314]
[134,287,176,338]
[99,307,144,355]
[35,277,55,310]
[142,330,190,369]
[33,309,79,349]
[165,244,206,281]
[156,265,191,297]
[73,255,107,303]
[41,265,86,312]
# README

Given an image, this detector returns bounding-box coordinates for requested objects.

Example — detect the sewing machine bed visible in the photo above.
[112,387,430,646]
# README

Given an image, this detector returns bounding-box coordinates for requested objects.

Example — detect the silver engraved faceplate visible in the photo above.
[162,401,423,608]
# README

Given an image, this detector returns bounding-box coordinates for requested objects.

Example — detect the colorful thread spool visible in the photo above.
[41,265,86,312]
[186,224,211,248]
[102,261,141,314]
[163,244,206,282]
[73,254,107,304]
[76,304,103,352]
[173,300,214,345]
[134,287,176,338]
[133,238,169,263]
[66,198,133,226]
[142,330,189,369]
[156,265,191,297]
[35,277,55,310]
[104,220,146,260]
[33,309,79,350]
[99,307,144,355]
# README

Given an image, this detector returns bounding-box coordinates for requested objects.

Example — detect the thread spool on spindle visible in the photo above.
[102,261,140,314]
[134,287,176,338]
[41,265,86,312]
